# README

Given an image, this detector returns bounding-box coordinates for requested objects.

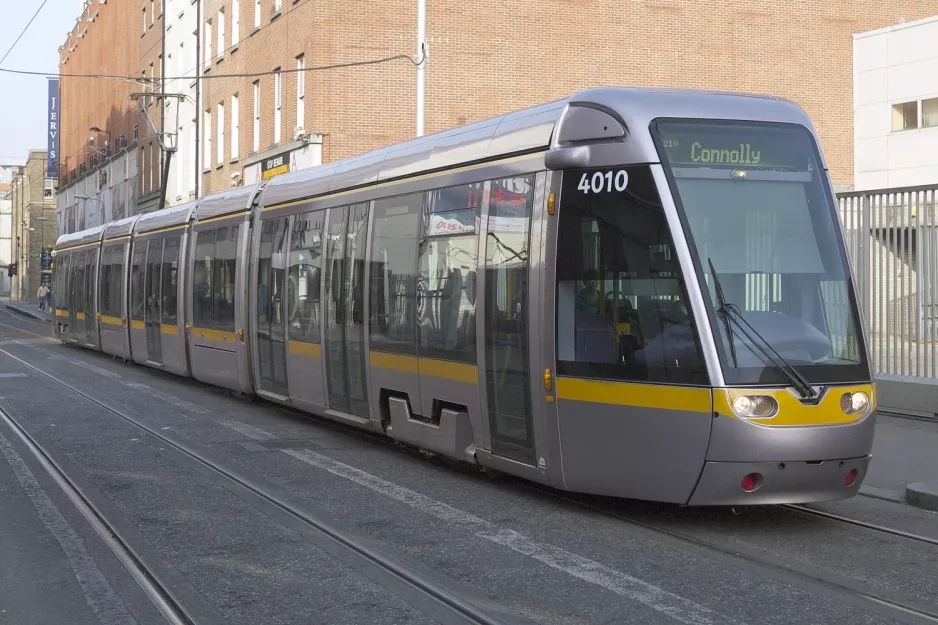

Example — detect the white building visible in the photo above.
[854,16,938,191]
[163,0,200,205]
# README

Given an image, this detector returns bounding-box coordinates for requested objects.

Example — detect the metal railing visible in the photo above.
[837,184,938,379]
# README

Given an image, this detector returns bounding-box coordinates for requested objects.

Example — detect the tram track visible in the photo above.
[780,504,938,547]
[521,485,938,625]
[0,349,528,625]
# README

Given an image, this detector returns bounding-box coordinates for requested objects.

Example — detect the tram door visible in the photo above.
[144,239,163,364]
[83,250,96,345]
[481,175,537,464]
[68,251,85,342]
[322,204,370,417]
[256,218,289,395]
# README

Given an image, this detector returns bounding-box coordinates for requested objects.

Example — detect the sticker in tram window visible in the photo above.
[576,170,629,194]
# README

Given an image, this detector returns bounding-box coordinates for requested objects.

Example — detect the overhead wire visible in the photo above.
[0,0,50,67]
[0,53,425,84]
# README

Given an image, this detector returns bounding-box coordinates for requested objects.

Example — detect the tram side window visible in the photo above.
[161,236,180,326]
[99,245,123,318]
[192,230,214,327]
[555,166,708,385]
[213,226,237,332]
[369,194,421,354]
[288,210,324,344]
[415,183,481,363]
[131,244,146,322]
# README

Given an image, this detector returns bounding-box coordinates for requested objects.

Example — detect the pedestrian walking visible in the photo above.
[37,284,48,311]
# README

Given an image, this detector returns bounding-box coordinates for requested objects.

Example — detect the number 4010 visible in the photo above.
[577,170,628,194]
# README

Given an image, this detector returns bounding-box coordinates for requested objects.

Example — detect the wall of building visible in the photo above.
[854,15,938,191]
[163,0,200,206]
[138,0,166,213]
[198,0,938,196]
[11,153,56,301]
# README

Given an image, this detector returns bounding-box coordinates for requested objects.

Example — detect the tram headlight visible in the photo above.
[840,391,870,415]
[731,395,778,419]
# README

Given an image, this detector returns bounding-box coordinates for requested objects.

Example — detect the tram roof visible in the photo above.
[259,86,820,208]
[55,87,820,249]
[192,183,263,223]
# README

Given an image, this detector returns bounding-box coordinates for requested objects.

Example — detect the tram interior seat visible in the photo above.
[574,315,618,363]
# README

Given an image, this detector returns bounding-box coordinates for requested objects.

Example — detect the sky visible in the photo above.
[0,0,78,164]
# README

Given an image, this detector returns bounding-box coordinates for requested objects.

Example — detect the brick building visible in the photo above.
[57,1,938,229]
[56,0,165,235]
[11,152,57,301]
[199,0,938,196]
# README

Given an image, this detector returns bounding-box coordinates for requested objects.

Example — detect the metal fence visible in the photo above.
[837,184,938,379]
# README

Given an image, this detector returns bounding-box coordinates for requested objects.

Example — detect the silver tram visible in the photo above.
[52,87,876,505]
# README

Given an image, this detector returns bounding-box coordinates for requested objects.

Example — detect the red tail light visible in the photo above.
[845,469,858,487]
[741,473,763,492]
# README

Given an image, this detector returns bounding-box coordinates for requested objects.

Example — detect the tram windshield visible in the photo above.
[653,119,868,385]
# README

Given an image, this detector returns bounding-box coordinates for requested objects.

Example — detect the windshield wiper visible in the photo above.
[707,258,817,400]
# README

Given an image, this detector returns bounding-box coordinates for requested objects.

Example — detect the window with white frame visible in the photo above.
[254,0,261,28]
[217,8,225,57]
[204,109,212,167]
[217,102,225,165]
[232,0,240,46]
[274,0,282,12]
[892,101,919,132]
[253,81,260,152]
[178,41,184,78]
[274,68,282,144]
[296,54,305,130]
[204,19,213,65]
[142,7,147,34]
[231,94,240,159]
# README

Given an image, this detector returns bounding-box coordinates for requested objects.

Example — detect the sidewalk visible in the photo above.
[862,413,938,511]
[4,300,52,322]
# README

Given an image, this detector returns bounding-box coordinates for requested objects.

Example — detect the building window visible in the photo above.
[274,67,282,144]
[178,41,184,78]
[274,0,282,12]
[231,94,240,158]
[44,178,53,198]
[892,101,919,132]
[134,123,139,140]
[217,102,225,165]
[296,54,305,131]
[253,80,260,152]
[204,19,213,65]
[924,98,938,129]
[150,0,155,24]
[204,108,212,168]
[142,7,147,34]
[254,0,261,28]
[231,0,240,46]
[217,8,225,57]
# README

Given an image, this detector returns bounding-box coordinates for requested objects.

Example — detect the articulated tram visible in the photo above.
[52,87,876,505]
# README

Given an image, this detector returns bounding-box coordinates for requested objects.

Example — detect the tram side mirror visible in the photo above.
[545,146,591,170]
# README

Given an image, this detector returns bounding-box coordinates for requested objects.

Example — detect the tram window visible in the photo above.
[192,230,214,327]
[213,226,237,332]
[130,243,147,322]
[555,166,708,385]
[288,210,324,344]
[99,245,123,318]
[416,183,481,363]
[161,236,180,326]
[369,194,421,355]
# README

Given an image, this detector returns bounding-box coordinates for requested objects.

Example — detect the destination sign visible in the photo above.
[655,122,813,172]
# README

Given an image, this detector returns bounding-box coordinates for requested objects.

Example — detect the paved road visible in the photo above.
[0,307,934,625]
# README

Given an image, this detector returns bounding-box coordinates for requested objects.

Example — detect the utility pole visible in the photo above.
[416,0,426,137]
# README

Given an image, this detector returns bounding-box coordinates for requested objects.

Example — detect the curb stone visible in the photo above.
[906,482,938,512]
[3,303,50,322]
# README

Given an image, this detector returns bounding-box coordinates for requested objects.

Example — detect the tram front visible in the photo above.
[548,94,874,506]
[652,118,874,504]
